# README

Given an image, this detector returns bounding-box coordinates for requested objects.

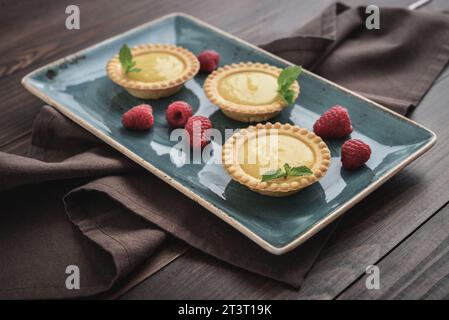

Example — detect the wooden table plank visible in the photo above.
[338,201,449,300]
[0,133,31,155]
[120,248,288,300]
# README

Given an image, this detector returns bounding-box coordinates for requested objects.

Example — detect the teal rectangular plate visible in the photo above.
[22,13,436,254]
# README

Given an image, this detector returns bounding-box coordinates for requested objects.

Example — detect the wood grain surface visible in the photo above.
[2,0,449,300]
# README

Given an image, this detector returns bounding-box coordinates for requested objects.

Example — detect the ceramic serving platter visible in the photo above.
[22,13,436,254]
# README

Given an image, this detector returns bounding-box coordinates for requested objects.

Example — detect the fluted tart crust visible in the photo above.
[222,122,330,197]
[106,44,200,99]
[204,62,300,122]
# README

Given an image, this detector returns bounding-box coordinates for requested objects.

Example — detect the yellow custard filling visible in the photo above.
[218,71,279,105]
[125,52,185,82]
[238,134,315,179]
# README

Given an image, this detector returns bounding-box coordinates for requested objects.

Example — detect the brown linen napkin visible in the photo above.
[261,2,449,114]
[2,3,449,299]
[0,106,337,299]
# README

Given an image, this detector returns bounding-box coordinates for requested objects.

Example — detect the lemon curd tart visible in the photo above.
[107,44,200,99]
[204,62,300,122]
[222,123,330,197]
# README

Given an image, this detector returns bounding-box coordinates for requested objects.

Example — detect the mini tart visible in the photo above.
[204,62,300,122]
[106,44,200,99]
[222,123,330,197]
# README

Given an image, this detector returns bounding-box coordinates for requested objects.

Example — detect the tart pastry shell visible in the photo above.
[222,122,331,197]
[204,62,300,122]
[106,44,200,99]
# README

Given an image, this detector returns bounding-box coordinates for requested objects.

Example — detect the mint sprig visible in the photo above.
[261,168,287,182]
[261,163,312,182]
[277,65,302,104]
[119,44,141,74]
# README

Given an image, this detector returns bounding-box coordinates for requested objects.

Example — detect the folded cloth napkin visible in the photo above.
[262,2,449,114]
[0,106,337,299]
[1,2,449,299]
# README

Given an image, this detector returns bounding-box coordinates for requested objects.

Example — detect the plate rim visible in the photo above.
[21,12,437,255]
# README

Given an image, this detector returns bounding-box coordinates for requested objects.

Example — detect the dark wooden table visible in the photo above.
[2,0,449,300]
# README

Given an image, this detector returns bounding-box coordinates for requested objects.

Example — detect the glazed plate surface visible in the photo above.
[22,13,436,254]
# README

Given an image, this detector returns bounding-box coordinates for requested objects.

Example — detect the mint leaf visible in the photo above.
[289,166,313,177]
[119,45,131,65]
[283,89,296,105]
[278,66,301,88]
[277,65,302,105]
[129,67,142,73]
[119,44,141,74]
[261,163,312,182]
[261,168,287,182]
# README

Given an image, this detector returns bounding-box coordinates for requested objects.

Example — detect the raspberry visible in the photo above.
[122,104,154,130]
[313,105,353,138]
[166,101,193,128]
[197,50,220,73]
[341,139,371,169]
[184,116,213,148]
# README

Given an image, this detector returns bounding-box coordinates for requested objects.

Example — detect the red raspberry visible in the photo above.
[166,101,193,128]
[197,50,220,73]
[313,105,353,138]
[122,104,154,130]
[184,116,213,148]
[341,139,371,169]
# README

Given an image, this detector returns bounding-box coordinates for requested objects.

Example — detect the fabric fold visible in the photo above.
[64,174,339,288]
[261,2,449,114]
